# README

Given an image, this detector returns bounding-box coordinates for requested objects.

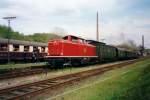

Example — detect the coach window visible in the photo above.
[0,44,7,51]
[24,46,29,52]
[41,47,45,52]
[13,45,19,52]
[33,47,39,52]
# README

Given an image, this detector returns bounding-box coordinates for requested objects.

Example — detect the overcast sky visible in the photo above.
[0,0,150,47]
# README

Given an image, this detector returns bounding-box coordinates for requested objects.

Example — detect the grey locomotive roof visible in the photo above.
[0,38,47,47]
[86,40,106,45]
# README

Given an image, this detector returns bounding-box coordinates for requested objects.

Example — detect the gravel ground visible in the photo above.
[0,61,125,90]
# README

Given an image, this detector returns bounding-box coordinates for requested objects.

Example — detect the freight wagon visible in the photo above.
[86,40,117,62]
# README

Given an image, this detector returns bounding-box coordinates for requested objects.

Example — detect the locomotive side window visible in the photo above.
[0,44,7,51]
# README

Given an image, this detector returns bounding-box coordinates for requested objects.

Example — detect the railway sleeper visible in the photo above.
[16,88,31,93]
[30,86,43,90]
[37,84,50,88]
[44,82,57,85]
[0,95,12,100]
[0,92,17,99]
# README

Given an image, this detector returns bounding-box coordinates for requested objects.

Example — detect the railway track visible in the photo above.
[0,67,47,80]
[0,58,147,100]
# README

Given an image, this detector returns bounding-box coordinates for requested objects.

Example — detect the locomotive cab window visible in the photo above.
[72,39,84,43]
[72,39,78,43]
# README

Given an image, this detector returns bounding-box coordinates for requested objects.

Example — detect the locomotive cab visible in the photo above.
[63,35,86,43]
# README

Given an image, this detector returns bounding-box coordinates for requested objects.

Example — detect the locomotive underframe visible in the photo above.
[46,56,98,67]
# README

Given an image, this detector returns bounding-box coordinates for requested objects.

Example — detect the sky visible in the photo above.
[0,0,150,48]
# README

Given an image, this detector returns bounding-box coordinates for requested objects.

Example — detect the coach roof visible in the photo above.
[0,38,47,47]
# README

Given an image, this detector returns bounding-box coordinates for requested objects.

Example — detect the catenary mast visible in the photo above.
[96,12,99,41]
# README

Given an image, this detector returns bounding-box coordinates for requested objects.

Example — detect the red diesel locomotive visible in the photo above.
[46,35,97,66]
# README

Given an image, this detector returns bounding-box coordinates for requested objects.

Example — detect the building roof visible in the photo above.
[0,38,47,47]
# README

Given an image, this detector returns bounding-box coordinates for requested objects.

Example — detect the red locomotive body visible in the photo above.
[46,35,97,66]
[48,35,96,57]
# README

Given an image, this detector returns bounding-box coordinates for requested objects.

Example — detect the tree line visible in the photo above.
[0,25,61,43]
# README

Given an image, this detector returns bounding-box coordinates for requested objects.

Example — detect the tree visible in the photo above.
[0,25,13,38]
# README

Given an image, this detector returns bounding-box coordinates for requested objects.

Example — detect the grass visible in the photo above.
[0,62,46,70]
[49,58,150,100]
